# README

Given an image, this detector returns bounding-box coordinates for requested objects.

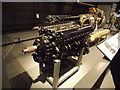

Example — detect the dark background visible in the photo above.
[2,2,119,33]
[2,2,95,33]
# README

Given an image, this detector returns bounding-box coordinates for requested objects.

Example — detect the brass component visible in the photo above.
[33,26,39,30]
[22,46,37,54]
[79,14,95,27]
[37,39,40,41]
[89,29,110,42]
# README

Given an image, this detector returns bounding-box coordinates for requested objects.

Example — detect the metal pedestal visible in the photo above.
[39,48,84,88]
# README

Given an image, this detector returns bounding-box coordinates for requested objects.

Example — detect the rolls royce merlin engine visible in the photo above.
[21,7,110,87]
[22,19,110,88]
[22,21,94,66]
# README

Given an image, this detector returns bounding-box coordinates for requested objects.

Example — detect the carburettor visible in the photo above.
[22,21,94,66]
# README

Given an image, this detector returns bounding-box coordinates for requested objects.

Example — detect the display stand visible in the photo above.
[97,32,120,60]
[39,48,84,88]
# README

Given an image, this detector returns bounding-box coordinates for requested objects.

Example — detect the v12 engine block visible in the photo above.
[23,21,94,65]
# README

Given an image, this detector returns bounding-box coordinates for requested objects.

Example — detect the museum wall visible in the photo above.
[98,2,119,22]
[98,3,114,21]
[2,2,91,33]
[98,4,112,19]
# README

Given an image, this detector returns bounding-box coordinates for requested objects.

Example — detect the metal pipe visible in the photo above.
[22,46,37,54]
[53,59,61,88]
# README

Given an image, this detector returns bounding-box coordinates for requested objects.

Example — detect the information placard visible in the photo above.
[97,32,120,60]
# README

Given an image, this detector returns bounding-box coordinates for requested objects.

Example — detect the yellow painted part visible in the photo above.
[93,8,96,12]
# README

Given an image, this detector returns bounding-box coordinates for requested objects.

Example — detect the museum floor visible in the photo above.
[2,29,118,89]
